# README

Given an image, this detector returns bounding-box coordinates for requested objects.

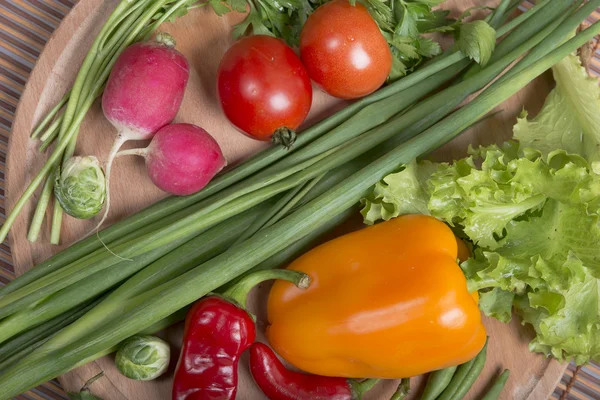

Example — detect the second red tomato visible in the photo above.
[217,35,313,145]
[300,0,392,100]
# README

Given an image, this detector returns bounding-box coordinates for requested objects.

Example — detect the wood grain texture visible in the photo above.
[6,0,572,398]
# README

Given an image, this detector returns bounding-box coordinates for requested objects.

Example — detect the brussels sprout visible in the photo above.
[54,156,106,219]
[115,335,170,381]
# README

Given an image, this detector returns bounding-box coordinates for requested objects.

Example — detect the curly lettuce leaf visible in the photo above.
[487,253,600,364]
[360,160,437,224]
[461,202,600,364]
[478,287,514,324]
[498,200,600,276]
[514,54,600,170]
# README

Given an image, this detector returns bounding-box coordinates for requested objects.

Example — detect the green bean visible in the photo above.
[481,370,510,400]
[441,339,489,400]
[436,360,476,400]
[420,366,457,400]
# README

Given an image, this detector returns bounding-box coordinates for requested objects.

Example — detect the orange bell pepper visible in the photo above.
[266,214,486,379]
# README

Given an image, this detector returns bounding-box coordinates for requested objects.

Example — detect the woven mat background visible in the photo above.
[1,0,600,399]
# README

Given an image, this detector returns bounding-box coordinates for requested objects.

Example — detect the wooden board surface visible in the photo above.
[6,0,568,398]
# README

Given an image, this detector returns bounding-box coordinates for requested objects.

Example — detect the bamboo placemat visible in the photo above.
[1,0,600,399]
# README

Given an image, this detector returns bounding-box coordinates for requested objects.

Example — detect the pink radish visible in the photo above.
[118,124,226,196]
[98,33,190,227]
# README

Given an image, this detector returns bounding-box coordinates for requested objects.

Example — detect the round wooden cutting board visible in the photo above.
[6,0,568,398]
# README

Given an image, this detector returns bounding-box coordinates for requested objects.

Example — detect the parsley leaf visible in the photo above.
[417,9,456,32]
[395,3,419,37]
[455,20,496,66]
[416,36,441,58]
[412,0,447,5]
[208,0,232,16]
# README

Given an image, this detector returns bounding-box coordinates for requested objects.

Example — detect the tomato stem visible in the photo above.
[272,127,297,149]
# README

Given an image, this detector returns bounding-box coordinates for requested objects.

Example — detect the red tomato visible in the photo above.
[300,0,392,100]
[217,35,313,145]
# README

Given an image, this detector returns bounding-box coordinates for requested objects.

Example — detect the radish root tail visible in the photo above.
[96,231,133,262]
[116,148,149,158]
[86,134,128,237]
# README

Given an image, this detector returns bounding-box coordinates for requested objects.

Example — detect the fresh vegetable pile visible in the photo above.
[362,53,600,364]
[1,0,600,398]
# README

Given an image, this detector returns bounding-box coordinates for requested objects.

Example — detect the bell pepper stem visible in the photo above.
[222,269,310,308]
[390,378,411,400]
[349,378,379,399]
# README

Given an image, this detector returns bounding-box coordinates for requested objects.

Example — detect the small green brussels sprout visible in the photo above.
[54,156,106,219]
[115,335,170,381]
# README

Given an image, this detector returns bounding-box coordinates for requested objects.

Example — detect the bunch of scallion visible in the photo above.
[1,0,599,397]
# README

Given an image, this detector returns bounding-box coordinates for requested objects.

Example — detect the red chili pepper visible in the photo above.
[172,296,254,400]
[249,342,378,400]
[172,270,310,400]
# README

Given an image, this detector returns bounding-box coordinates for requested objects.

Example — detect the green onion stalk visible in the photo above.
[0,205,267,343]
[0,0,584,344]
[0,0,549,250]
[1,21,598,397]
[0,297,104,370]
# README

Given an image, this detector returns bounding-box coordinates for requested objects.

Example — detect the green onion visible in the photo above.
[488,0,513,28]
[0,297,103,367]
[0,204,265,343]
[36,162,360,348]
[30,92,69,139]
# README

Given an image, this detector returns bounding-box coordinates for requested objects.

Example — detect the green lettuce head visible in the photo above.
[54,156,106,219]
[115,335,170,381]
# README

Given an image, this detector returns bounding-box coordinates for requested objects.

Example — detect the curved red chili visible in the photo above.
[249,342,378,400]
[172,270,309,400]
[172,296,254,400]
